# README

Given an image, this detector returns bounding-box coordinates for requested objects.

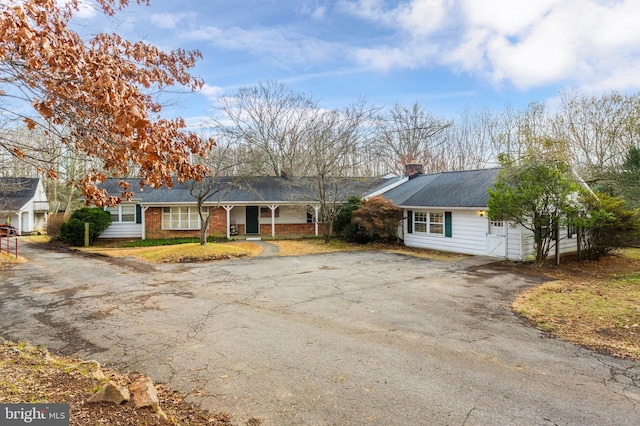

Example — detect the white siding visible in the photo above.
[403,210,488,256]
[511,226,579,262]
[100,223,143,239]
[506,224,525,261]
[403,211,578,262]
[10,179,49,234]
[558,233,579,256]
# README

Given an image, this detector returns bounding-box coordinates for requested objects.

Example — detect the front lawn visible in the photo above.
[81,241,262,263]
[513,248,640,361]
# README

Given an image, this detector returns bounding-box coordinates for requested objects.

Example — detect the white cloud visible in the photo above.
[395,0,448,37]
[301,3,327,20]
[310,6,327,20]
[462,0,555,36]
[182,25,341,66]
[354,41,437,72]
[341,0,640,92]
[183,115,212,131]
[198,83,224,103]
[338,0,389,23]
[150,12,197,30]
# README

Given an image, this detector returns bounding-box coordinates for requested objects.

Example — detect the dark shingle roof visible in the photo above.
[382,168,501,208]
[0,177,40,210]
[101,176,387,204]
[99,178,159,200]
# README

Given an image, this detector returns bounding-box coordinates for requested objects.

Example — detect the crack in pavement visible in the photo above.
[2,243,640,425]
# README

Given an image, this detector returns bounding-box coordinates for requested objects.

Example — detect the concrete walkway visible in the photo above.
[250,240,280,257]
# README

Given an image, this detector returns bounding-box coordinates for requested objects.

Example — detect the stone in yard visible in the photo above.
[75,360,106,380]
[87,381,130,405]
[129,376,167,419]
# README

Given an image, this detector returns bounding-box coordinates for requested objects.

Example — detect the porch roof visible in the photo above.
[101,176,388,205]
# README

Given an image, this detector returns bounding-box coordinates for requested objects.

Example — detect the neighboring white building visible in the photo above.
[0,177,49,235]
[375,167,579,262]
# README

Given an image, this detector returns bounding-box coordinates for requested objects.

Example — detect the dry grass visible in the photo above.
[270,239,370,256]
[80,241,262,263]
[21,235,51,245]
[384,246,469,261]
[0,253,19,269]
[0,250,27,268]
[0,339,231,425]
[271,238,468,261]
[513,248,640,361]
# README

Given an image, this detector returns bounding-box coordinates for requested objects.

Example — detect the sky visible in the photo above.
[71,0,640,125]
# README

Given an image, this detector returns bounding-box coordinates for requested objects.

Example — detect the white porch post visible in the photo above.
[18,210,25,235]
[313,205,320,237]
[223,205,234,239]
[141,206,149,240]
[268,205,278,237]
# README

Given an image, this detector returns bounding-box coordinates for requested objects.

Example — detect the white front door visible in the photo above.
[487,220,506,257]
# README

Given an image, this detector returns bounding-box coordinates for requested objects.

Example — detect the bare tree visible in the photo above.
[375,102,451,175]
[212,81,320,177]
[189,137,249,245]
[555,91,640,181]
[441,106,495,171]
[303,100,379,242]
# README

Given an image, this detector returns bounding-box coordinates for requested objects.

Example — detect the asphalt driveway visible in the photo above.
[1,242,639,425]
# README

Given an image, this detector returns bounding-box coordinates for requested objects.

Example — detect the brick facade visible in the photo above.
[260,223,316,235]
[145,206,318,239]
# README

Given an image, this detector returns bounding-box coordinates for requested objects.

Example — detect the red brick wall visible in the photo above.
[260,223,316,235]
[145,207,227,239]
[145,206,320,238]
[209,208,227,233]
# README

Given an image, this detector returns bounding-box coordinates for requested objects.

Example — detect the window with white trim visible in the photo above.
[414,212,428,232]
[429,212,444,234]
[162,206,206,230]
[105,205,136,223]
[413,211,444,235]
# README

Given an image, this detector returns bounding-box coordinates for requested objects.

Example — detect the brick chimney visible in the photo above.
[405,163,423,179]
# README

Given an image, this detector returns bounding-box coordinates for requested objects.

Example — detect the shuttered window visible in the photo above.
[105,205,136,223]
[411,210,446,235]
[445,212,452,237]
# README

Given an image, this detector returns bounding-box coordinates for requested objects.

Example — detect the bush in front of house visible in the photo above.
[337,196,403,244]
[46,213,66,239]
[59,207,112,246]
[350,196,404,244]
[333,196,369,243]
[576,191,640,260]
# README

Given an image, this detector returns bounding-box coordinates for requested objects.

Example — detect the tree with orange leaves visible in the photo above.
[0,0,214,205]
